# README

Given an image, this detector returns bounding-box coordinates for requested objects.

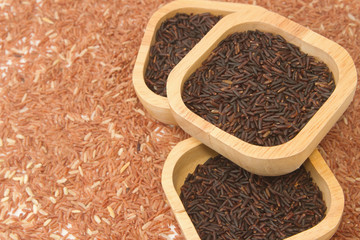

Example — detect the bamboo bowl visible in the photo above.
[167,9,357,176]
[132,0,266,124]
[162,138,344,240]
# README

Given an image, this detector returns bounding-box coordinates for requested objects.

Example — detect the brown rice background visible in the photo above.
[0,0,359,239]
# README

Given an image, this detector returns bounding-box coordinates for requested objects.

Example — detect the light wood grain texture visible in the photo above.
[167,9,357,176]
[162,138,344,240]
[132,0,266,124]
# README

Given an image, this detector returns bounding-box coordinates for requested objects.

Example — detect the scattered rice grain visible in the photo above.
[107,206,115,218]
[50,234,61,240]
[43,219,52,227]
[9,233,19,240]
[142,221,152,230]
[120,162,130,174]
[78,166,84,176]
[39,209,48,216]
[6,138,16,145]
[94,215,101,224]
[42,17,54,24]
[49,197,56,204]
[84,132,92,141]
[118,148,124,156]
[102,217,111,225]
[56,178,67,184]
[25,187,34,197]
[4,189,10,197]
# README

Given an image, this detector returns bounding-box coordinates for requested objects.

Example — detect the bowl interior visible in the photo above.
[162,138,344,240]
[178,21,340,90]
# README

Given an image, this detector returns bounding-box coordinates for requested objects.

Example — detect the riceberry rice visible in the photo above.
[180,155,327,240]
[145,13,222,96]
[182,30,336,146]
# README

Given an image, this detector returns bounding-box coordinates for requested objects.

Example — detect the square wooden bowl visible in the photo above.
[132,0,267,124]
[162,138,344,240]
[167,9,357,176]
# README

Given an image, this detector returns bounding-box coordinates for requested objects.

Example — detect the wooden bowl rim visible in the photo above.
[132,0,267,124]
[167,9,357,175]
[162,137,345,240]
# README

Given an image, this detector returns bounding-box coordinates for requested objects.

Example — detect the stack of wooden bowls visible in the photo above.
[132,1,357,239]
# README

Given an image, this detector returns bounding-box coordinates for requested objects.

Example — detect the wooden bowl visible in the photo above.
[162,138,344,240]
[167,9,357,176]
[132,0,266,124]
